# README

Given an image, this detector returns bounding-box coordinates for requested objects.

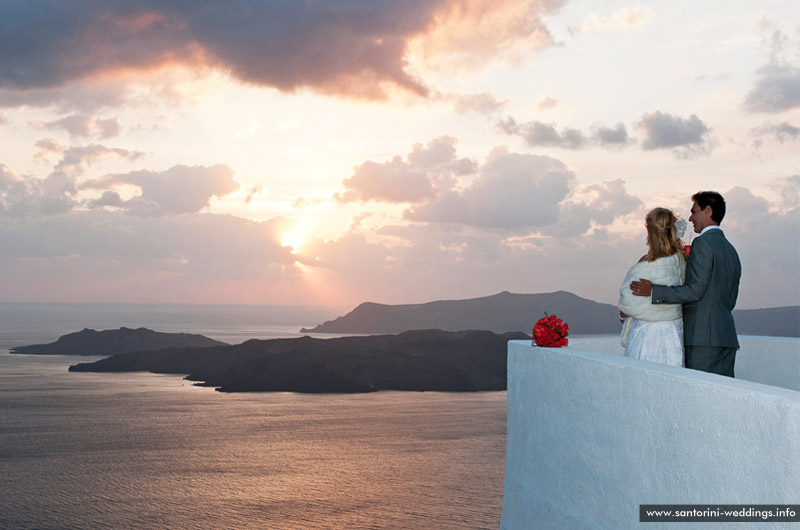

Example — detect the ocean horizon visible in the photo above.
[0,301,345,349]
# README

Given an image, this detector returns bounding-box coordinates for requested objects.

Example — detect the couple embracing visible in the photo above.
[618,191,741,377]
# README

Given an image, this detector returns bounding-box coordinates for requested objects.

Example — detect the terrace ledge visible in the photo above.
[500,336,800,530]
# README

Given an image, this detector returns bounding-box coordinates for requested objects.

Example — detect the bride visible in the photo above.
[618,208,687,366]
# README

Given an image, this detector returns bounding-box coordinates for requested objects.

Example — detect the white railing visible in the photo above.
[500,337,800,530]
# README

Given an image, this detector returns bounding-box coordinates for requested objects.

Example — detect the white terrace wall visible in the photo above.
[564,335,800,392]
[500,337,800,530]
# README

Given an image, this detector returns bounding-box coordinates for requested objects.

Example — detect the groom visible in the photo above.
[630,191,741,376]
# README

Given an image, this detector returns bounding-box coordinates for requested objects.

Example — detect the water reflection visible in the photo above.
[1,354,506,530]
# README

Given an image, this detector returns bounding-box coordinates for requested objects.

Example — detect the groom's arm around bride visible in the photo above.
[631,191,741,377]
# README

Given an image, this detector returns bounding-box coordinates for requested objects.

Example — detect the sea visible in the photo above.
[0,303,507,530]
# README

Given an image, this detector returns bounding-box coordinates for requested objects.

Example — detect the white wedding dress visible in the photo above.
[618,253,686,367]
[622,318,684,366]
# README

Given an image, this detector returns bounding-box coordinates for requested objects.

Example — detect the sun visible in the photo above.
[281,230,307,253]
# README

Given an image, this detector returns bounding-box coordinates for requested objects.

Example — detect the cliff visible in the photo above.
[11,327,228,355]
[69,329,529,393]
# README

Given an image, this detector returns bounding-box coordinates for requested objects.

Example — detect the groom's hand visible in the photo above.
[630,279,653,297]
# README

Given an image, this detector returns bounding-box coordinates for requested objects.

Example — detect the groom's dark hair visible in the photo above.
[692,191,726,223]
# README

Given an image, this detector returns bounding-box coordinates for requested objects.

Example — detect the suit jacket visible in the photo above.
[651,229,741,348]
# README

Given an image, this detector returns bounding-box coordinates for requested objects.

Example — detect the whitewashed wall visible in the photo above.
[569,335,799,391]
[500,338,800,530]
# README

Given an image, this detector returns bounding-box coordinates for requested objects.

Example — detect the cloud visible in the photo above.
[336,136,475,203]
[86,164,241,216]
[38,113,123,139]
[749,120,800,149]
[568,4,655,36]
[406,147,575,230]
[743,29,800,113]
[0,211,297,283]
[244,185,264,205]
[410,0,566,72]
[32,138,65,162]
[0,149,299,302]
[447,91,507,114]
[0,164,38,217]
[499,117,630,149]
[299,172,642,305]
[498,117,587,149]
[456,149,574,229]
[46,146,146,216]
[296,230,393,277]
[94,117,123,138]
[536,96,560,110]
[6,146,230,220]
[0,69,198,114]
[339,140,641,237]
[744,64,800,113]
[636,111,714,158]
[379,224,505,266]
[773,174,800,210]
[52,144,145,175]
[592,123,630,147]
[2,142,145,216]
[293,222,517,304]
[550,179,642,237]
[0,0,564,102]
[721,186,800,301]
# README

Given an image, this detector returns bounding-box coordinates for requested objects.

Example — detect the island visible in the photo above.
[301,291,625,335]
[69,329,530,393]
[11,327,228,356]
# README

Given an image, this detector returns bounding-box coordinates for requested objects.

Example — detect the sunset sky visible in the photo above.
[1,0,798,310]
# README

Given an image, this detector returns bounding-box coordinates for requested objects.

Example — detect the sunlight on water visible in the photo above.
[0,353,506,530]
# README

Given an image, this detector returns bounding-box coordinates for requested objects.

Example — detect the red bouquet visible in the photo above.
[532,313,569,347]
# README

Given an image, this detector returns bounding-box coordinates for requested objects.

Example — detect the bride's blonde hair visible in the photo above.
[645,207,684,261]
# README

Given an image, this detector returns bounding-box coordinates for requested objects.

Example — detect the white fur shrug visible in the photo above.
[618,253,686,345]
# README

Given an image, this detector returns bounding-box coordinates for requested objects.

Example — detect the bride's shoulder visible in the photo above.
[664,252,685,268]
[637,255,648,263]
[649,253,682,266]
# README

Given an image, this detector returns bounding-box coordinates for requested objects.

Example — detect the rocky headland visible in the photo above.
[69,329,529,393]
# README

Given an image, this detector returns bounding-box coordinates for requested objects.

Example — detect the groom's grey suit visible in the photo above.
[651,228,741,376]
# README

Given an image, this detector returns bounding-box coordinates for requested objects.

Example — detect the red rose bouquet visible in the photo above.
[532,313,569,347]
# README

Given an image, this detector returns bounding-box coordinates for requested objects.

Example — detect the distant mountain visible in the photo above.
[69,329,530,393]
[733,306,800,338]
[301,291,620,335]
[11,327,228,356]
[301,291,800,338]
